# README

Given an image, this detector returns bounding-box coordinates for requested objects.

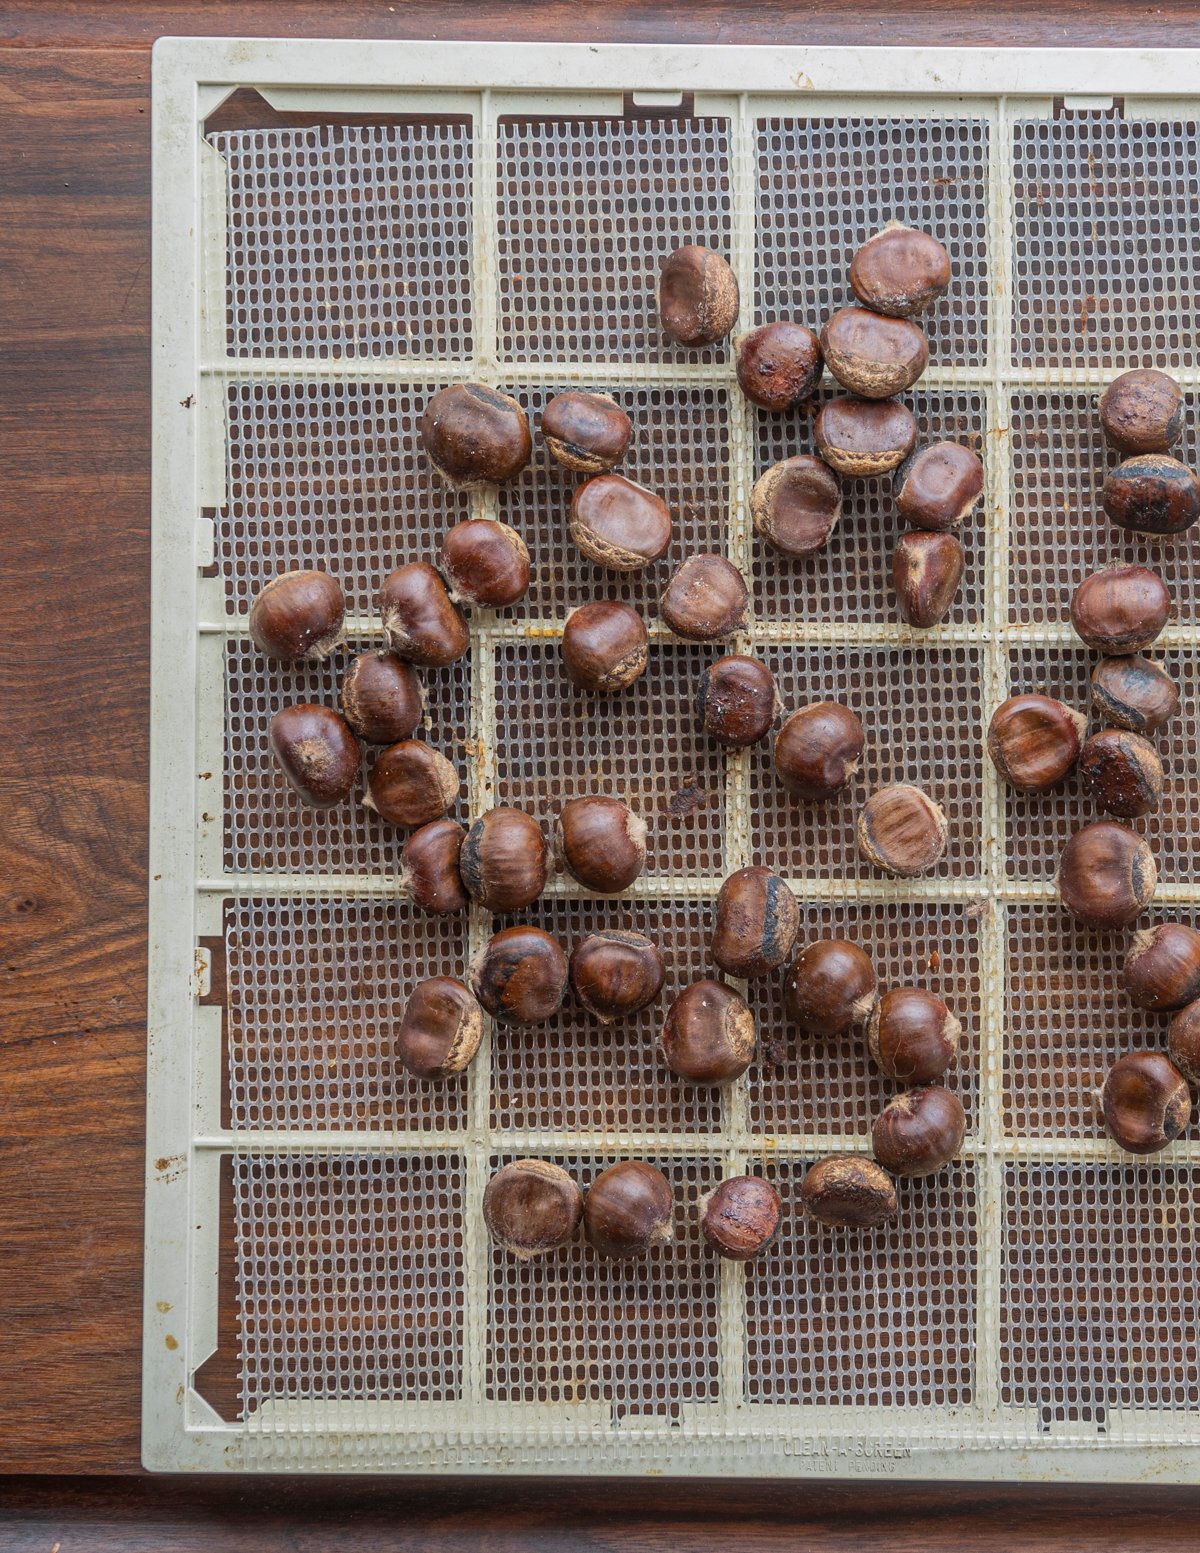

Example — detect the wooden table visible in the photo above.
[4,2,1200,1544]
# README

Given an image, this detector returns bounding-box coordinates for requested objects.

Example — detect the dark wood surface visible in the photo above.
[3,2,1200,1543]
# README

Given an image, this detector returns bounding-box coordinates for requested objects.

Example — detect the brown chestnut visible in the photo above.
[396,976,482,1079]
[1125,922,1200,1012]
[460,806,548,911]
[657,244,739,347]
[1101,1051,1191,1154]
[399,819,469,914]
[1090,655,1180,735]
[735,321,823,410]
[799,1156,897,1229]
[986,694,1087,794]
[849,223,952,318]
[541,390,632,473]
[268,703,360,808]
[784,939,877,1038]
[1057,820,1157,929]
[569,473,672,571]
[363,740,459,829]
[750,455,842,558]
[711,866,799,979]
[697,654,778,747]
[569,930,665,1022]
[867,987,961,1084]
[856,785,948,877]
[469,926,568,1025]
[820,306,928,399]
[660,554,749,641]
[814,396,917,477]
[341,650,425,744]
[774,701,865,800]
[561,600,648,693]
[248,569,345,661]
[554,795,647,894]
[698,1176,781,1260]
[1099,369,1183,455]
[660,979,756,1084]
[894,442,984,532]
[584,1160,674,1259]
[1103,453,1200,537]
[419,382,531,488]
[1169,1000,1200,1083]
[379,561,470,667]
[892,530,964,628]
[441,518,530,609]
[871,1086,965,1178]
[1078,729,1164,819]
[483,1160,583,1257]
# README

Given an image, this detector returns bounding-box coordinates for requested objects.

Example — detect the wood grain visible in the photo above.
[2,13,1200,1540]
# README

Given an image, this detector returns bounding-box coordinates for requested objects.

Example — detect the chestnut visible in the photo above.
[569,930,665,1022]
[541,390,632,473]
[856,785,948,877]
[379,562,470,667]
[1090,655,1180,736]
[1078,729,1164,819]
[441,518,530,609]
[814,396,917,477]
[1100,1051,1191,1154]
[363,740,459,828]
[850,223,951,318]
[418,382,531,488]
[268,703,360,808]
[892,530,964,628]
[460,806,548,911]
[396,976,482,1079]
[986,694,1087,794]
[248,568,345,661]
[569,474,672,571]
[866,987,961,1084]
[698,1176,781,1260]
[659,554,749,641]
[774,701,865,801]
[784,939,877,1038]
[657,244,739,347]
[561,600,648,693]
[660,979,756,1084]
[710,865,799,979]
[554,795,647,894]
[799,1156,897,1229]
[735,321,823,410]
[894,442,984,532]
[1169,1000,1200,1083]
[1125,922,1200,1012]
[584,1160,674,1259]
[1102,454,1200,536]
[871,1086,965,1177]
[341,649,424,744]
[483,1160,583,1257]
[469,925,569,1025]
[820,306,928,399]
[1098,370,1183,455]
[697,654,778,747]
[750,455,842,558]
[399,819,469,914]
[1057,820,1157,929]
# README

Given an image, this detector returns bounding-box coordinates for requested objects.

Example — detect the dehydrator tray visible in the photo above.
[147,37,1200,1476]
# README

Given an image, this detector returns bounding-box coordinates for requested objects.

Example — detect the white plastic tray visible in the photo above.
[148,37,1200,1476]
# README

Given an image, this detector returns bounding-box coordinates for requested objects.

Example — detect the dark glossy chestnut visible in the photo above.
[469,925,569,1025]
[363,740,459,828]
[399,819,469,915]
[1099,369,1183,455]
[867,987,961,1084]
[750,455,842,557]
[379,561,470,667]
[441,518,530,609]
[710,866,799,979]
[698,1176,781,1260]
[814,395,918,477]
[735,321,823,410]
[268,703,360,808]
[1169,999,1200,1084]
[1103,454,1200,536]
[820,306,928,399]
[1057,820,1157,929]
[569,930,665,1022]
[561,600,649,692]
[1078,729,1164,819]
[696,654,778,747]
[799,1156,897,1229]
[554,796,647,894]
[659,554,749,641]
[894,442,984,532]
[856,785,948,877]
[849,223,952,318]
[541,391,632,473]
[248,569,345,660]
[396,976,482,1079]
[774,701,865,800]
[584,1161,675,1259]
[1101,1051,1191,1154]
[892,531,964,628]
[660,979,756,1084]
[483,1160,583,1256]
[570,474,672,571]
[341,650,425,744]
[986,694,1087,794]
[1125,922,1200,1013]
[419,382,531,488]
[657,244,739,346]
[784,939,877,1038]
[871,1086,965,1177]
[460,807,548,911]
[1090,655,1180,735]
